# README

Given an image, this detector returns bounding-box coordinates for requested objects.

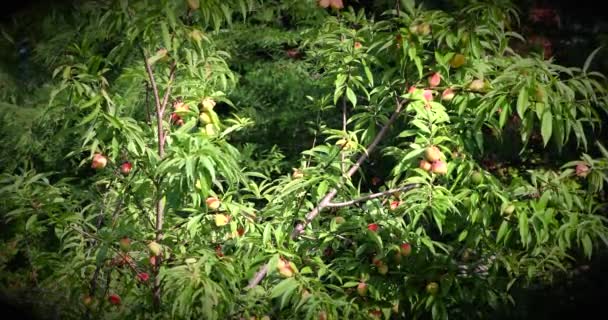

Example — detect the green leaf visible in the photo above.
[401,147,425,163]
[541,111,553,147]
[25,214,37,231]
[317,181,329,199]
[270,277,298,299]
[96,245,108,267]
[263,224,273,245]
[583,46,603,74]
[458,230,468,242]
[581,234,593,258]
[161,22,171,51]
[362,60,374,87]
[518,212,529,246]
[346,87,357,107]
[499,104,510,128]
[497,221,509,243]
[516,87,528,119]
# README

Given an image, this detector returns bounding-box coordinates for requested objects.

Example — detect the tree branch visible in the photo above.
[290,97,408,239]
[159,61,177,116]
[142,48,164,158]
[245,97,409,290]
[141,49,177,310]
[245,264,269,290]
[324,183,420,208]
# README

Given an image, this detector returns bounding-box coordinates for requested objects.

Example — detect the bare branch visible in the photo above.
[245,264,269,290]
[341,97,347,173]
[141,48,164,158]
[290,97,408,239]
[141,49,177,309]
[159,61,177,115]
[245,97,409,290]
[325,183,420,208]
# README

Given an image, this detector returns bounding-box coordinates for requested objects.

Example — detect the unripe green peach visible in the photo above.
[187,0,200,10]
[470,171,483,185]
[292,168,304,179]
[469,79,485,92]
[377,262,388,275]
[199,112,212,124]
[450,53,466,68]
[418,23,431,35]
[214,214,230,226]
[147,241,162,256]
[189,29,204,43]
[201,98,216,111]
[204,123,216,136]
[426,282,439,295]
[83,295,94,307]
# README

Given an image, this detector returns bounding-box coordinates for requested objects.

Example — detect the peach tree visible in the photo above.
[0,0,608,319]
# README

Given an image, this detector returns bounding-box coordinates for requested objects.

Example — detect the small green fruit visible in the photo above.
[201,98,216,111]
[204,123,216,136]
[504,204,515,215]
[83,295,94,307]
[189,29,204,43]
[469,79,485,92]
[214,214,230,226]
[426,282,439,295]
[187,0,200,10]
[199,112,212,124]
[471,171,483,185]
[147,241,162,256]
[377,263,388,275]
[450,54,466,68]
[418,23,431,35]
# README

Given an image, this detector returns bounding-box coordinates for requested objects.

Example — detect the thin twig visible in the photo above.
[142,48,177,309]
[144,82,151,123]
[324,183,419,208]
[245,264,269,290]
[341,95,347,173]
[141,48,164,158]
[159,61,177,116]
